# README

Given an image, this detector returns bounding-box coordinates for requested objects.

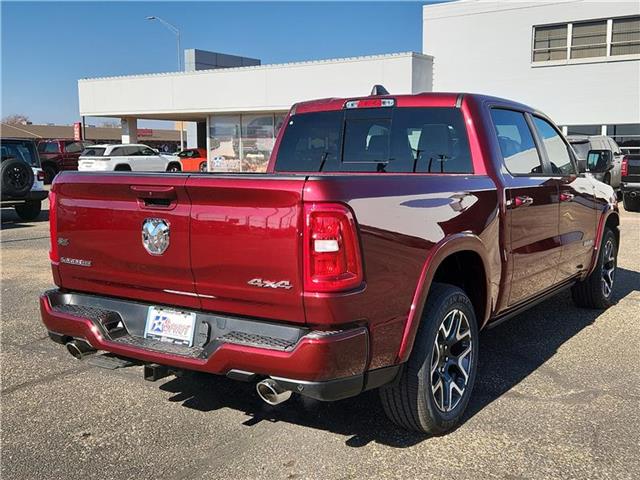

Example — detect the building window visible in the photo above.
[533,15,640,62]
[607,123,640,153]
[209,113,285,172]
[533,24,567,61]
[566,125,602,136]
[611,16,640,56]
[571,20,607,59]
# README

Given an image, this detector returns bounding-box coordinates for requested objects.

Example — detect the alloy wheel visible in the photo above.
[430,309,473,413]
[601,238,616,298]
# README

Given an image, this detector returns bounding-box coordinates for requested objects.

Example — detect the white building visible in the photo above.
[423,0,639,149]
[79,52,432,171]
[78,0,640,169]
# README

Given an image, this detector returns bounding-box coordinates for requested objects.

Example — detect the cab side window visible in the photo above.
[532,116,575,175]
[490,109,543,175]
[39,142,60,154]
[65,141,83,153]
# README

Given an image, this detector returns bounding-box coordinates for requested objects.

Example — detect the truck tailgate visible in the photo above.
[186,175,306,324]
[53,173,199,309]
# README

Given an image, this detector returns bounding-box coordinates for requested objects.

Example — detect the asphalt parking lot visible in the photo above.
[1,200,639,480]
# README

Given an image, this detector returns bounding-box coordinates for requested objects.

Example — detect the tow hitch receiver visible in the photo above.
[144,364,170,382]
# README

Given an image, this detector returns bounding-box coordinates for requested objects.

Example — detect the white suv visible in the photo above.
[78,144,182,172]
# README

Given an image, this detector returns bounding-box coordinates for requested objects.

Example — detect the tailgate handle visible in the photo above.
[131,185,177,208]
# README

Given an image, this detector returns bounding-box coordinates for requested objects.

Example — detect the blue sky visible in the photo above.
[1,1,436,126]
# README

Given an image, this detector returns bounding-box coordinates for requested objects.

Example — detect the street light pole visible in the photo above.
[146,15,184,149]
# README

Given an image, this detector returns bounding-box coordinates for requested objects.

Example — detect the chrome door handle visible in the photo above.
[560,192,575,202]
[510,195,534,208]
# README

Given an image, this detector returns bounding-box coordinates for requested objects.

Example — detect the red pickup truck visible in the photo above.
[40,91,620,434]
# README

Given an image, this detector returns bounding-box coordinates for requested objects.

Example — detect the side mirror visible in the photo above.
[587,150,613,173]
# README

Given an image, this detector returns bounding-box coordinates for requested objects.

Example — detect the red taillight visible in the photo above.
[303,203,363,293]
[621,156,629,177]
[49,190,58,262]
[37,170,45,181]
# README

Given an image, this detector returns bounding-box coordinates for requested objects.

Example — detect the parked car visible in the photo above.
[1,138,47,220]
[40,91,619,435]
[568,135,623,189]
[620,153,640,212]
[38,139,94,184]
[174,148,207,172]
[77,144,182,172]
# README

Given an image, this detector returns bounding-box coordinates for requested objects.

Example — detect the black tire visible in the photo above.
[199,161,207,172]
[380,283,479,434]
[571,228,617,309]
[43,164,57,184]
[166,162,181,172]
[622,193,640,212]
[114,164,131,171]
[14,201,42,221]
[1,158,34,197]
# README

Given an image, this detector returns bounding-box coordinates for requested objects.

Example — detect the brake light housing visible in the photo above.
[621,156,629,177]
[303,203,363,293]
[344,98,395,109]
[49,190,58,262]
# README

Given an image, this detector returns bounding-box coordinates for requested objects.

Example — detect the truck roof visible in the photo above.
[292,92,533,115]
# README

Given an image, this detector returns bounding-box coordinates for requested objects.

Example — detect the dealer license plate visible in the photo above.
[144,307,197,346]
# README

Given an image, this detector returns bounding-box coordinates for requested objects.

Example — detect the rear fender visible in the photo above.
[396,233,491,363]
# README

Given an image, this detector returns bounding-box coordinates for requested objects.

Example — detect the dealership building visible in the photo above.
[78,0,640,171]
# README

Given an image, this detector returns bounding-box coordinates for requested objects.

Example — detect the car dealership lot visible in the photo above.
[2,202,639,480]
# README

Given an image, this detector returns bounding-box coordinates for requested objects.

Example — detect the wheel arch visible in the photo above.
[586,208,620,277]
[396,234,492,363]
[166,161,182,171]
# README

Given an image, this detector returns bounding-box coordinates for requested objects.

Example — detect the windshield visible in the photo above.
[0,140,40,167]
[570,141,590,160]
[274,107,472,173]
[81,147,107,156]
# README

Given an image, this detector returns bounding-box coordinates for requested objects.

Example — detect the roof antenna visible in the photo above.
[370,84,389,96]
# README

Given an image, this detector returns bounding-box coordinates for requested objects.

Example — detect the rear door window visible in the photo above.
[39,142,60,154]
[490,109,544,175]
[81,147,106,156]
[532,116,575,175]
[274,107,472,173]
[64,141,83,153]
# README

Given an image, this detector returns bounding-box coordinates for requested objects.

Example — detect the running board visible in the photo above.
[486,278,577,329]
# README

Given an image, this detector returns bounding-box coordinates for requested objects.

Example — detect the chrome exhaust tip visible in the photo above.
[256,378,292,406]
[65,340,96,360]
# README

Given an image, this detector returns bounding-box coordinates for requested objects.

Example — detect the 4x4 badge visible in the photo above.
[247,278,293,289]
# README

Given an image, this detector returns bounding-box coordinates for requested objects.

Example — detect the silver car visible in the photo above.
[568,135,623,190]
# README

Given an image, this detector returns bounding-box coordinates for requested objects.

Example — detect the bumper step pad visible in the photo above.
[216,331,296,351]
[111,334,205,359]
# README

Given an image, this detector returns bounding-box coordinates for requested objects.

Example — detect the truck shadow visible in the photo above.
[158,266,639,448]
[0,207,49,230]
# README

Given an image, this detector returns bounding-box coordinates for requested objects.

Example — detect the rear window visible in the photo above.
[81,147,106,156]
[274,107,473,173]
[1,140,40,167]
